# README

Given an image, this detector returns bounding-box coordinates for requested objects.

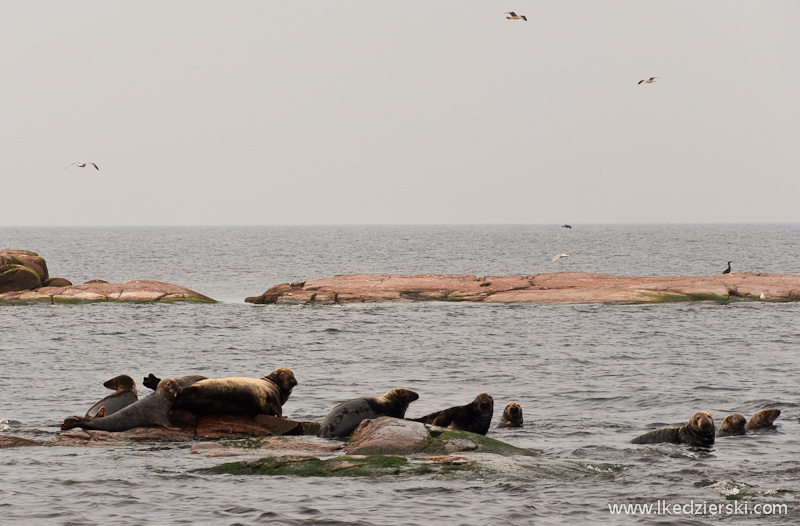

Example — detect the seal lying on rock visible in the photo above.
[84,374,138,418]
[409,393,494,435]
[173,368,296,417]
[61,378,180,431]
[745,408,781,431]
[496,402,523,428]
[319,388,419,439]
[143,373,208,391]
[631,411,715,446]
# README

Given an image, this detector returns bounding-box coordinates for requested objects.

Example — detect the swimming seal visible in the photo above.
[84,374,138,418]
[745,408,781,431]
[319,388,419,439]
[717,413,746,437]
[496,402,523,428]
[173,368,296,417]
[61,378,180,432]
[631,411,715,446]
[410,393,494,435]
[143,373,208,391]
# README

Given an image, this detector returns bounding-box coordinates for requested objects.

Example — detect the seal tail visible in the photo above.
[60,416,86,430]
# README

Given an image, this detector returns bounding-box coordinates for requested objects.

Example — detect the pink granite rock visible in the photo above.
[246,272,800,305]
[344,417,431,455]
[0,279,215,304]
[0,249,48,293]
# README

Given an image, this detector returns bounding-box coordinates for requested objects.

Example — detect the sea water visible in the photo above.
[1,224,798,525]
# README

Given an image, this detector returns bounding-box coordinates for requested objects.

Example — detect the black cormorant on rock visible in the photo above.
[722,261,732,274]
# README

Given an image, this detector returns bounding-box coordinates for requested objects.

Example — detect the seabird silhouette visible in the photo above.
[65,162,99,171]
[562,225,572,229]
[638,77,658,85]
[722,261,732,274]
[505,12,527,21]
[552,253,569,262]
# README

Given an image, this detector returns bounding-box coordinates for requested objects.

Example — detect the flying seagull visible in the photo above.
[562,224,572,229]
[505,12,527,21]
[552,253,570,262]
[638,77,657,85]
[722,261,732,274]
[65,162,99,170]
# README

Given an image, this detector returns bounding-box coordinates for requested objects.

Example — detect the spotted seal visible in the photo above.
[61,378,180,431]
[143,373,208,391]
[84,374,138,418]
[409,393,494,435]
[631,411,715,446]
[319,388,419,439]
[173,368,296,417]
[496,402,523,428]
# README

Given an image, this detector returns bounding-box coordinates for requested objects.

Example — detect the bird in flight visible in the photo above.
[552,253,570,262]
[722,261,732,274]
[505,12,527,21]
[638,77,658,85]
[65,162,99,170]
[562,224,572,229]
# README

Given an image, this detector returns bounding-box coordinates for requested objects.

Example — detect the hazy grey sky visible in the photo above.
[2,1,799,226]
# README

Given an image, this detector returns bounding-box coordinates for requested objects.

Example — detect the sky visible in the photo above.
[1,1,799,226]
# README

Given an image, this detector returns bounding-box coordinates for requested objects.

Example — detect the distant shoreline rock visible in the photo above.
[245,272,800,305]
[0,249,215,304]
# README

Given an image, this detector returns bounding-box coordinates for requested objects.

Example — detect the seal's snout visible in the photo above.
[693,411,714,433]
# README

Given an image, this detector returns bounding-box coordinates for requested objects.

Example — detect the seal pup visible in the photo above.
[173,368,296,417]
[717,413,746,437]
[84,374,138,418]
[61,378,181,432]
[319,388,419,439]
[496,402,523,428]
[410,393,494,435]
[143,373,208,391]
[631,411,715,446]
[745,408,781,431]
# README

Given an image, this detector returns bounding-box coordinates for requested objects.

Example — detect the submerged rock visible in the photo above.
[245,272,800,305]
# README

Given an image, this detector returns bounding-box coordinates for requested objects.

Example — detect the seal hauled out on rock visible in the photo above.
[143,373,208,391]
[319,388,419,439]
[631,411,715,446]
[409,393,494,435]
[496,402,523,428]
[84,374,138,418]
[61,378,181,432]
[717,413,747,437]
[173,368,297,417]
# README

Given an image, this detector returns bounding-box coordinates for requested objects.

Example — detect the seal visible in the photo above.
[745,408,781,431]
[717,413,746,437]
[409,393,494,435]
[496,402,523,428]
[173,367,297,417]
[631,411,715,446]
[61,378,181,432]
[143,373,208,391]
[319,388,419,439]
[84,374,139,418]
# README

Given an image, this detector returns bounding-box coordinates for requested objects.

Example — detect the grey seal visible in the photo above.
[84,374,138,418]
[319,388,419,439]
[631,411,715,446]
[409,393,494,435]
[496,402,523,428]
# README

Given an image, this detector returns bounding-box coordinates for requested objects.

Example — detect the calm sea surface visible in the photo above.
[1,224,799,525]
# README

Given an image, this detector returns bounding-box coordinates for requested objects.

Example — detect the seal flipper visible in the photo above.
[61,416,86,430]
[143,374,161,391]
[95,406,106,418]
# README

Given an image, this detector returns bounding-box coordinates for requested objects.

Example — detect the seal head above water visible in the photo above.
[61,378,180,432]
[84,374,138,418]
[319,388,419,439]
[410,393,494,435]
[745,408,781,431]
[496,402,523,428]
[173,367,297,417]
[717,413,746,437]
[631,411,715,447]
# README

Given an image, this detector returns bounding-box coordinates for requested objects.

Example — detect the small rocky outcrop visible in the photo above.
[0,249,48,293]
[245,272,800,305]
[0,249,215,303]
